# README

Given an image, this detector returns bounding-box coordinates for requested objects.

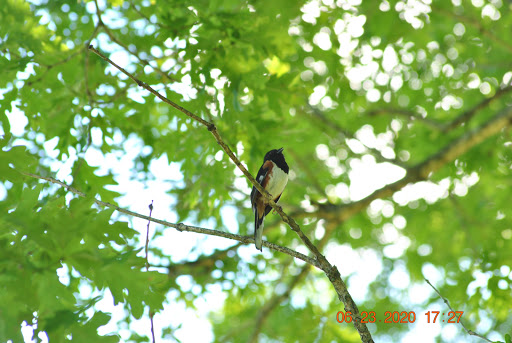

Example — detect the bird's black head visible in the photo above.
[264,148,289,173]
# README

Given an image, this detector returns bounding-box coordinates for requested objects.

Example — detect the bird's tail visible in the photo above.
[254,212,264,251]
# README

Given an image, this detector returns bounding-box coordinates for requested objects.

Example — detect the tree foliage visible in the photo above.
[1,0,512,342]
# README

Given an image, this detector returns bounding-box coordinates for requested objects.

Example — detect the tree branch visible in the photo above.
[433,4,512,54]
[86,45,311,255]
[93,0,179,83]
[366,83,512,133]
[19,171,320,269]
[287,148,325,195]
[245,225,334,342]
[367,107,445,130]
[86,45,374,342]
[247,264,311,343]
[128,0,174,31]
[425,279,494,343]
[144,201,156,343]
[25,49,83,87]
[306,104,407,168]
[166,243,243,277]
[442,83,512,132]
[312,104,512,225]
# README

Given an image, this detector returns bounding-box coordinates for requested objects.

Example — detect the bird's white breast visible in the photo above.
[267,162,288,198]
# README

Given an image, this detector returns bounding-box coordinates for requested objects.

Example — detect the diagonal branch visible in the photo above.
[425,279,493,343]
[306,104,407,167]
[433,4,512,54]
[166,243,243,277]
[367,107,445,130]
[84,21,102,106]
[245,224,333,342]
[87,45,375,342]
[20,172,320,269]
[287,148,325,195]
[26,49,83,87]
[442,83,512,132]
[246,265,311,343]
[144,201,156,343]
[128,0,174,31]
[93,0,179,83]
[311,104,512,225]
[365,82,512,132]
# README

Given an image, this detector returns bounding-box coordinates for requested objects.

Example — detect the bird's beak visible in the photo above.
[277,147,284,153]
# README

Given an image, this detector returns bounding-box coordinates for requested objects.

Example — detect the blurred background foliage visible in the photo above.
[1,0,511,342]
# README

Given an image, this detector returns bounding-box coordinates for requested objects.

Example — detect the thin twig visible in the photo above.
[367,107,444,130]
[84,9,103,106]
[425,279,493,343]
[166,243,243,277]
[366,83,512,133]
[221,258,297,343]
[287,148,325,195]
[88,46,209,125]
[145,201,156,343]
[128,0,173,31]
[433,4,512,54]
[245,219,334,342]
[145,200,154,271]
[246,265,310,343]
[306,104,407,168]
[23,17,100,87]
[26,49,83,87]
[93,0,178,83]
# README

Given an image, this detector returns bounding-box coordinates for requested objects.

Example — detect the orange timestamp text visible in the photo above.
[336,311,464,324]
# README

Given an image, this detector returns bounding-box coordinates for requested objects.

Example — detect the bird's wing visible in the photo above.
[250,160,274,210]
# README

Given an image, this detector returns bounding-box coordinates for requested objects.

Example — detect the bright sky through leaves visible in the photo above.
[1,0,511,342]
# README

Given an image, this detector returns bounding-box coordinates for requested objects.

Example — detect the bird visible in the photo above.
[250,148,289,251]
